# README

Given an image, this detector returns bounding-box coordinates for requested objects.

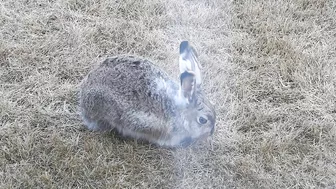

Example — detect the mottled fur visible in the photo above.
[79,55,216,147]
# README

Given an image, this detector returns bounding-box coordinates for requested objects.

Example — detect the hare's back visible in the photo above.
[83,55,178,108]
[99,55,173,89]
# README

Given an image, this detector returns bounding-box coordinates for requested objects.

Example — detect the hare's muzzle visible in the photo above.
[180,137,193,147]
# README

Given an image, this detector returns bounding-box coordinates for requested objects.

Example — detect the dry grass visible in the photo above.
[1,0,335,188]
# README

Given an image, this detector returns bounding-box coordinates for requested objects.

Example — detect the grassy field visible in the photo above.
[1,0,335,188]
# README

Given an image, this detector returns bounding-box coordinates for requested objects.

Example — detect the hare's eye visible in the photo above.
[198,117,208,124]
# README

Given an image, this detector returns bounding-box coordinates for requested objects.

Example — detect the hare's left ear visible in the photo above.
[180,71,196,103]
[179,41,202,104]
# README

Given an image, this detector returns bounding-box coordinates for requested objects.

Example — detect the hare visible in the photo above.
[79,41,216,147]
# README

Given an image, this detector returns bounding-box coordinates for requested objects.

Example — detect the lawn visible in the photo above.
[1,0,335,188]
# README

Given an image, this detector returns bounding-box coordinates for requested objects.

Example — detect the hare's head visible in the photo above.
[177,41,216,143]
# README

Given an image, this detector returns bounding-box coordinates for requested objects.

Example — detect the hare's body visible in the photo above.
[80,56,187,146]
[79,42,216,147]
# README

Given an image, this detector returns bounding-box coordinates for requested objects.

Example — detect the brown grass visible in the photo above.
[1,0,336,188]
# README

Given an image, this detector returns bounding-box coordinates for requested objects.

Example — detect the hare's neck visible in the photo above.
[152,76,189,116]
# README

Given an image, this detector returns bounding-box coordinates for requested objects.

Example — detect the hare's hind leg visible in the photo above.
[80,110,99,131]
[79,88,121,132]
[80,108,115,131]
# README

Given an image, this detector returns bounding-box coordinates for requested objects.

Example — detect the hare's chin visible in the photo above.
[199,132,212,141]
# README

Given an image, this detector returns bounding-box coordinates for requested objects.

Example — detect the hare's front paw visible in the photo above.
[158,134,191,147]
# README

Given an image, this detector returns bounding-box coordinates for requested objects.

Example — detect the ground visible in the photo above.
[1,0,336,188]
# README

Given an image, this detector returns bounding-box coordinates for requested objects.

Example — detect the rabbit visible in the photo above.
[78,41,216,147]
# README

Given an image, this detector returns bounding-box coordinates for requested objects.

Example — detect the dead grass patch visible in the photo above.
[0,0,335,188]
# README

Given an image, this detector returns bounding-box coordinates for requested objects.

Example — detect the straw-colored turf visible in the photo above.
[1,0,335,188]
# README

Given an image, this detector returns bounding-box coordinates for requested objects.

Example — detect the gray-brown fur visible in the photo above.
[79,54,216,147]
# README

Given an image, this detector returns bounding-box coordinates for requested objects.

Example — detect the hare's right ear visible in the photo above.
[178,41,202,87]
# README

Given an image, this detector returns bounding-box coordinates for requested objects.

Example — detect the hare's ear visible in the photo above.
[179,41,202,87]
[180,71,196,103]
